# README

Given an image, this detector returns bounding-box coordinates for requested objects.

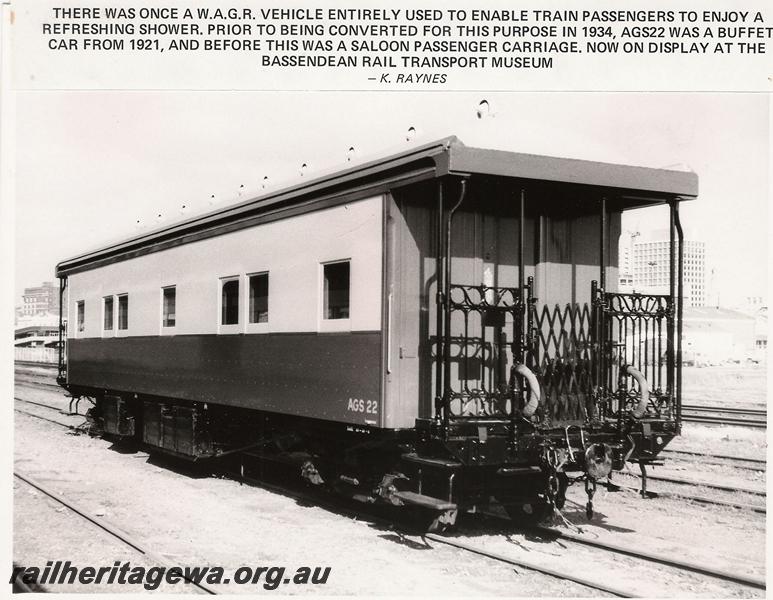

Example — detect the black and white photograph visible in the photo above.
[3,1,770,597]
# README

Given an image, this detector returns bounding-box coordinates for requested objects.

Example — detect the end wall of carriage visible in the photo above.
[384,182,620,429]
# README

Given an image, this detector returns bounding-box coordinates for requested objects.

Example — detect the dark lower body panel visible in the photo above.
[66,332,383,426]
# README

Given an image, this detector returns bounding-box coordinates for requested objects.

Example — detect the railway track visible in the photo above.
[682,405,767,429]
[524,524,765,589]
[15,396,71,413]
[428,520,765,595]
[14,360,58,370]
[682,404,767,416]
[203,468,768,596]
[457,510,766,591]
[15,393,766,596]
[605,479,765,514]
[621,470,766,497]
[14,471,217,595]
[14,374,63,392]
[662,448,766,465]
[14,396,94,436]
[14,407,85,431]
[661,449,766,472]
[14,404,635,597]
[240,468,767,595]
[422,534,639,597]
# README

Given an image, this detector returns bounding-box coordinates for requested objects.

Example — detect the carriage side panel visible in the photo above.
[65,196,385,427]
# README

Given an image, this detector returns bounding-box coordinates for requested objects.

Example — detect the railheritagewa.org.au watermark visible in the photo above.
[11,561,331,590]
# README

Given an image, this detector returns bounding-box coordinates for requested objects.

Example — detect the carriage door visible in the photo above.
[442,208,528,419]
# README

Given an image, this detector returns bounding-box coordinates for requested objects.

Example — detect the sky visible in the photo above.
[14,91,770,307]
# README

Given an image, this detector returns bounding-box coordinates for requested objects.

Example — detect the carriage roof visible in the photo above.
[56,136,698,276]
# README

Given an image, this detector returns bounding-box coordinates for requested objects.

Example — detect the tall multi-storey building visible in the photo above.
[617,230,639,292]
[628,229,706,307]
[20,281,60,316]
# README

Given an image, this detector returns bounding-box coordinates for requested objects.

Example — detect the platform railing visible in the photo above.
[592,285,676,420]
[442,284,525,420]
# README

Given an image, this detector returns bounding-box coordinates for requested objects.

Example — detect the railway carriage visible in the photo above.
[56,137,697,529]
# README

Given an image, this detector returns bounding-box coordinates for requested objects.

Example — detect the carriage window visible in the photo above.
[221,278,239,325]
[162,286,176,327]
[117,294,129,330]
[323,261,350,320]
[76,301,85,333]
[103,296,114,331]
[249,273,269,323]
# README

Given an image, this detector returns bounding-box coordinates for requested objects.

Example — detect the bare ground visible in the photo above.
[12,363,768,596]
[14,401,603,596]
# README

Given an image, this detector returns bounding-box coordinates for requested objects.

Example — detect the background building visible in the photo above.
[618,229,766,363]
[734,297,767,354]
[20,280,60,316]
[14,313,60,347]
[15,282,66,363]
[618,229,706,307]
[682,306,758,364]
[617,230,638,293]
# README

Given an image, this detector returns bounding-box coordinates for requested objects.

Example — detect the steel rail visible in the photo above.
[606,479,766,513]
[14,370,57,378]
[15,373,59,383]
[620,471,765,496]
[683,410,766,420]
[15,396,69,413]
[682,404,767,416]
[662,449,766,465]
[667,491,766,513]
[13,471,217,595]
[14,361,58,370]
[661,453,765,473]
[424,533,638,598]
[14,407,83,431]
[14,376,62,391]
[682,415,766,429]
[531,525,766,590]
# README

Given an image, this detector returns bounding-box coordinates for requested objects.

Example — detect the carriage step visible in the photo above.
[401,453,462,469]
[393,491,457,511]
